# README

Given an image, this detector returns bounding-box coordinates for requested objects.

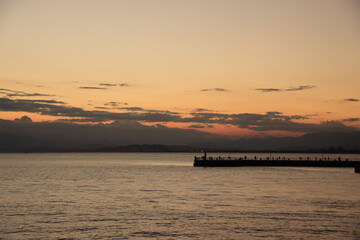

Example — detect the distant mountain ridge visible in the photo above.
[1,130,359,153]
[192,131,360,152]
[94,144,199,152]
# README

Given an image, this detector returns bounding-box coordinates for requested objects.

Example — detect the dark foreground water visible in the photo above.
[0,153,359,239]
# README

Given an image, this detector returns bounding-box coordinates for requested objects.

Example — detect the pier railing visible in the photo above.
[194,156,352,162]
[194,155,360,169]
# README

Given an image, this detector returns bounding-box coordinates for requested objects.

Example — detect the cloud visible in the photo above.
[201,88,229,92]
[0,79,44,88]
[99,83,117,87]
[14,115,32,123]
[193,108,213,112]
[182,111,356,133]
[0,98,182,123]
[143,109,179,115]
[285,85,315,91]
[255,88,281,92]
[189,124,206,128]
[79,87,107,90]
[104,102,128,107]
[0,97,357,133]
[343,118,360,122]
[115,106,179,115]
[92,83,129,88]
[189,124,213,129]
[0,88,55,97]
[14,99,65,104]
[255,85,316,92]
[120,107,145,111]
[344,98,359,102]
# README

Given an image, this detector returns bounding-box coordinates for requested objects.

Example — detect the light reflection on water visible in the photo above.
[0,153,359,239]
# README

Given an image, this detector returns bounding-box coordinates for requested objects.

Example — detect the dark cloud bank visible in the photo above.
[0,97,359,152]
[1,98,357,133]
[0,117,218,152]
[0,117,359,152]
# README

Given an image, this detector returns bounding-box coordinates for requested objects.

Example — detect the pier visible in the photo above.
[193,155,360,170]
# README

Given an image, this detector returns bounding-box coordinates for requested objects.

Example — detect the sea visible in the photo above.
[0,152,359,239]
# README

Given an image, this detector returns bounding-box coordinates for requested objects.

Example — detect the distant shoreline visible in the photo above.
[0,149,360,154]
[0,144,360,154]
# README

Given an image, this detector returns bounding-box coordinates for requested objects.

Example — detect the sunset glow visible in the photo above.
[1,0,359,138]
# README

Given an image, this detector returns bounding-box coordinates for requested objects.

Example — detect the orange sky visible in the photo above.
[0,0,359,136]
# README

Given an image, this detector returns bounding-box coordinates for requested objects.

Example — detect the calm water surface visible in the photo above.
[0,153,359,239]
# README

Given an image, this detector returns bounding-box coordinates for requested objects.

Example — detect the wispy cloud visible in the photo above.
[99,83,117,87]
[104,101,128,107]
[201,88,229,92]
[97,83,130,88]
[14,99,65,104]
[116,107,179,115]
[91,83,130,88]
[79,86,107,90]
[1,79,44,88]
[255,85,316,92]
[255,88,282,92]
[0,88,55,97]
[285,85,315,91]
[344,98,359,102]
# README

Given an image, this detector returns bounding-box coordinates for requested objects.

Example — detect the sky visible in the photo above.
[0,0,359,138]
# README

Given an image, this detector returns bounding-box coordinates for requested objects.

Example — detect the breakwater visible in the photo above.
[193,156,360,169]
